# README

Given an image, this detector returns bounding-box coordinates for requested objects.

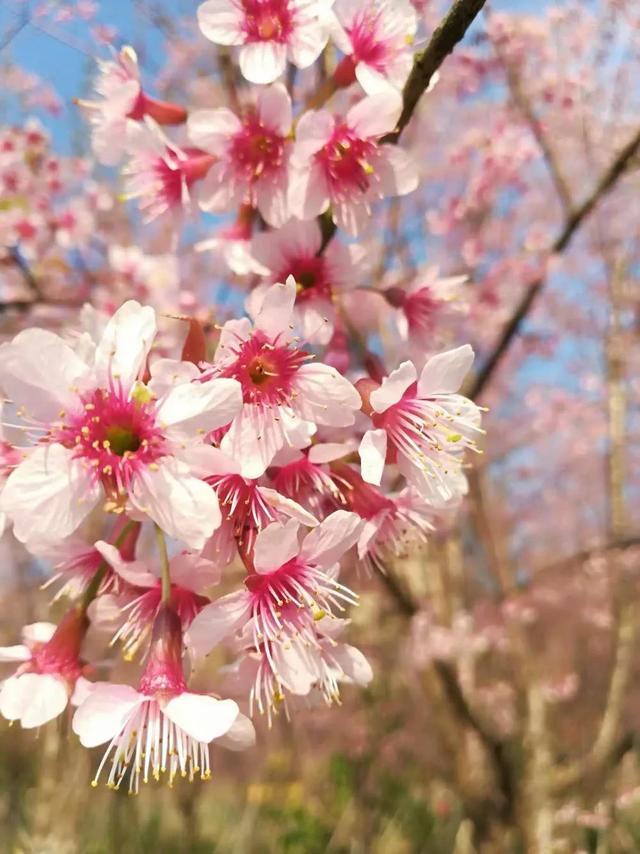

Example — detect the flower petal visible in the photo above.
[21,622,56,644]
[0,673,69,728]
[215,711,256,750]
[163,693,239,742]
[359,429,387,485]
[257,487,319,527]
[347,91,402,138]
[185,591,250,659]
[148,359,200,397]
[239,42,287,84]
[332,643,373,685]
[94,540,157,587]
[254,518,301,573]
[72,682,144,747]
[157,377,242,437]
[0,329,88,422]
[187,108,242,154]
[300,510,363,570]
[253,277,297,340]
[291,109,334,164]
[0,445,100,547]
[417,345,475,396]
[220,403,285,479]
[294,363,362,426]
[94,300,157,391]
[129,460,221,551]
[169,552,221,592]
[0,645,30,663]
[257,83,292,136]
[369,361,417,412]
[197,0,244,45]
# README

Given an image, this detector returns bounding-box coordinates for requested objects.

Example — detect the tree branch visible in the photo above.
[382,0,488,144]
[319,0,487,253]
[467,124,640,400]
[492,36,573,213]
[552,600,637,794]
[373,563,516,821]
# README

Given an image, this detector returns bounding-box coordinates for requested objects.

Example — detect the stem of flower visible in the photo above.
[155,524,172,604]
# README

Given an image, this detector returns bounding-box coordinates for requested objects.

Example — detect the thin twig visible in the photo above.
[467,124,640,400]
[491,35,573,213]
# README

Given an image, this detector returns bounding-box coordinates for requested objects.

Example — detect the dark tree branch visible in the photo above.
[319,0,487,253]
[382,0,488,144]
[373,563,516,821]
[467,124,640,400]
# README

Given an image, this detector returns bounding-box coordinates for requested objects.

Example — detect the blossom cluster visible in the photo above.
[0,0,483,792]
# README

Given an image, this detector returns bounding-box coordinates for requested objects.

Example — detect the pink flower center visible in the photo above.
[404,287,439,334]
[272,454,341,504]
[316,124,377,195]
[152,147,215,210]
[138,606,188,696]
[245,558,356,649]
[331,462,394,519]
[220,331,308,406]
[281,255,332,303]
[347,9,388,69]
[241,0,294,43]
[231,113,285,181]
[209,473,275,536]
[27,609,86,684]
[55,386,166,492]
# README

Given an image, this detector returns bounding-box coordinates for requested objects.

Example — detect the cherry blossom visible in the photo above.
[91,541,220,657]
[197,0,334,84]
[123,119,215,222]
[73,606,252,791]
[205,276,362,478]
[249,218,364,344]
[330,0,417,94]
[358,345,483,504]
[0,611,91,729]
[186,511,364,661]
[0,301,241,549]
[289,91,418,235]
[188,84,292,227]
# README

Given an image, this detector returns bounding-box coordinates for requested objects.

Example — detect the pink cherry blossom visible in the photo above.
[330,0,417,94]
[289,91,417,235]
[0,301,242,549]
[384,267,469,347]
[188,84,292,227]
[270,443,351,514]
[358,345,483,504]
[197,0,334,84]
[186,511,363,661]
[205,276,362,478]
[223,615,371,722]
[249,218,364,344]
[123,119,215,222]
[92,541,220,657]
[0,611,90,729]
[73,606,251,791]
[331,461,433,571]
[201,444,318,563]
[80,47,187,167]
